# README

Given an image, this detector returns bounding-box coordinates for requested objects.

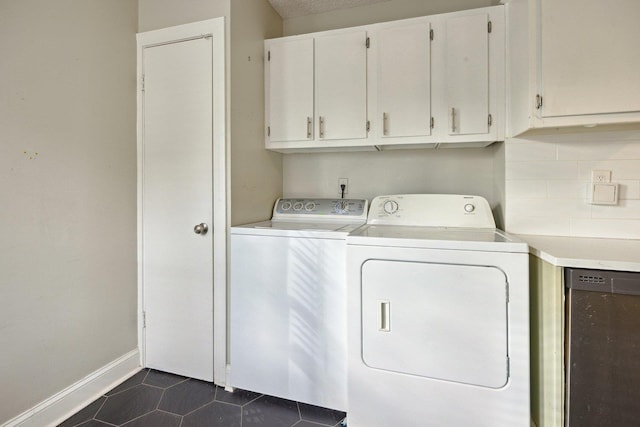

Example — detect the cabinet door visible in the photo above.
[540,0,640,118]
[267,38,314,143]
[316,31,368,141]
[445,13,490,136]
[376,23,432,138]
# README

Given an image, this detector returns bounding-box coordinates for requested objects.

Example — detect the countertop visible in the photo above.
[517,234,640,273]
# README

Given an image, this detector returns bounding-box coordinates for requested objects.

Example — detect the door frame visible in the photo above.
[136,18,227,384]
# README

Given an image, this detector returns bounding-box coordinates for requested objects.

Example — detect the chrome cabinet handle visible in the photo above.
[536,94,543,110]
[451,107,456,133]
[383,112,388,136]
[193,223,209,235]
[306,116,312,139]
[319,116,325,138]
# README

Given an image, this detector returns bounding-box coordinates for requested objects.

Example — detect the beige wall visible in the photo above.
[284,145,501,209]
[282,0,504,210]
[0,0,138,423]
[230,0,283,225]
[138,0,283,225]
[492,141,507,229]
[138,0,228,32]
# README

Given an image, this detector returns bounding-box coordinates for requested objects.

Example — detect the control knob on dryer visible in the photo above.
[383,200,399,214]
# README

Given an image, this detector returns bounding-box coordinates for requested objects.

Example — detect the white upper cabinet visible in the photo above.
[315,31,368,142]
[372,21,433,144]
[265,30,369,152]
[438,6,505,145]
[445,14,490,136]
[265,5,506,152]
[508,0,640,136]
[267,38,314,143]
[540,0,640,118]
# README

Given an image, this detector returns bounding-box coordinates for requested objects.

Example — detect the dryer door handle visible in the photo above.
[378,300,391,332]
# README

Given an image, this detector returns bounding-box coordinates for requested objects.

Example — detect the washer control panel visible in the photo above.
[273,198,368,221]
[368,194,496,228]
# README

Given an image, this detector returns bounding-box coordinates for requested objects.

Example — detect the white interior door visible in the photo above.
[141,36,213,381]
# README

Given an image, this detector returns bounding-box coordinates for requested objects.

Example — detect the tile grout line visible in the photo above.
[65,369,345,427]
[141,368,151,383]
[156,387,166,411]
[90,396,109,425]
[241,393,264,407]
[177,383,219,418]
[118,409,156,426]
[296,401,302,425]
[103,369,150,398]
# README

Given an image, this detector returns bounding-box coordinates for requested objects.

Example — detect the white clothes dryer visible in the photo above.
[230,198,368,411]
[346,194,530,427]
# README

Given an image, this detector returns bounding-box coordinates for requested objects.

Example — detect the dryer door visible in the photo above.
[361,260,509,388]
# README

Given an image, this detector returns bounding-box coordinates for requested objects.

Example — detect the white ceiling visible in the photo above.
[268,0,391,19]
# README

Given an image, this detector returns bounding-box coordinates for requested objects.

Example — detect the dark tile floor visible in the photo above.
[58,369,346,427]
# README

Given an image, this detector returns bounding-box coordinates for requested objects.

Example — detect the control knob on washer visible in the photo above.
[383,200,399,214]
[464,203,476,213]
[293,201,304,211]
[335,200,350,213]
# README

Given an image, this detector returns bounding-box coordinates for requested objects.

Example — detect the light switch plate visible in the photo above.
[591,183,618,205]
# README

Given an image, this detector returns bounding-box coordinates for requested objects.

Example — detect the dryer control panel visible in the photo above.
[273,198,368,222]
[368,194,495,228]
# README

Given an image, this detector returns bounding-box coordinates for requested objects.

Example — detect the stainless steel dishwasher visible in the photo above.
[565,267,640,426]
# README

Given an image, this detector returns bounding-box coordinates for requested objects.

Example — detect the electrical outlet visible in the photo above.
[592,170,611,183]
[338,178,348,196]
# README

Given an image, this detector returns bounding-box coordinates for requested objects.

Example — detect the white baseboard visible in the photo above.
[3,349,141,427]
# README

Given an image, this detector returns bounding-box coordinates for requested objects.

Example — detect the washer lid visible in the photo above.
[231,197,367,237]
[231,220,364,238]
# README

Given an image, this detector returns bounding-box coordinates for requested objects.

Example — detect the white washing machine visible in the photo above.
[346,194,530,427]
[230,198,368,411]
